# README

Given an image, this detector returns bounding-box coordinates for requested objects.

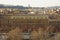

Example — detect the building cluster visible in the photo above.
[0,8,60,40]
[0,8,60,15]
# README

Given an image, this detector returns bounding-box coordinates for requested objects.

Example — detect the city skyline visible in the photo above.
[0,0,60,7]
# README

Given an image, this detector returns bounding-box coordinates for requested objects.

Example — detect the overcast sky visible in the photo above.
[0,0,60,7]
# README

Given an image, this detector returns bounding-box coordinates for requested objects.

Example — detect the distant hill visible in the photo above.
[48,6,60,8]
[0,4,29,9]
[0,4,60,9]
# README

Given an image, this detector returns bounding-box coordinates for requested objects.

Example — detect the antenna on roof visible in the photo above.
[28,4,31,8]
[28,4,32,9]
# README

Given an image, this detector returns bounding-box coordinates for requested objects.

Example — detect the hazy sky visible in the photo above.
[0,0,60,7]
